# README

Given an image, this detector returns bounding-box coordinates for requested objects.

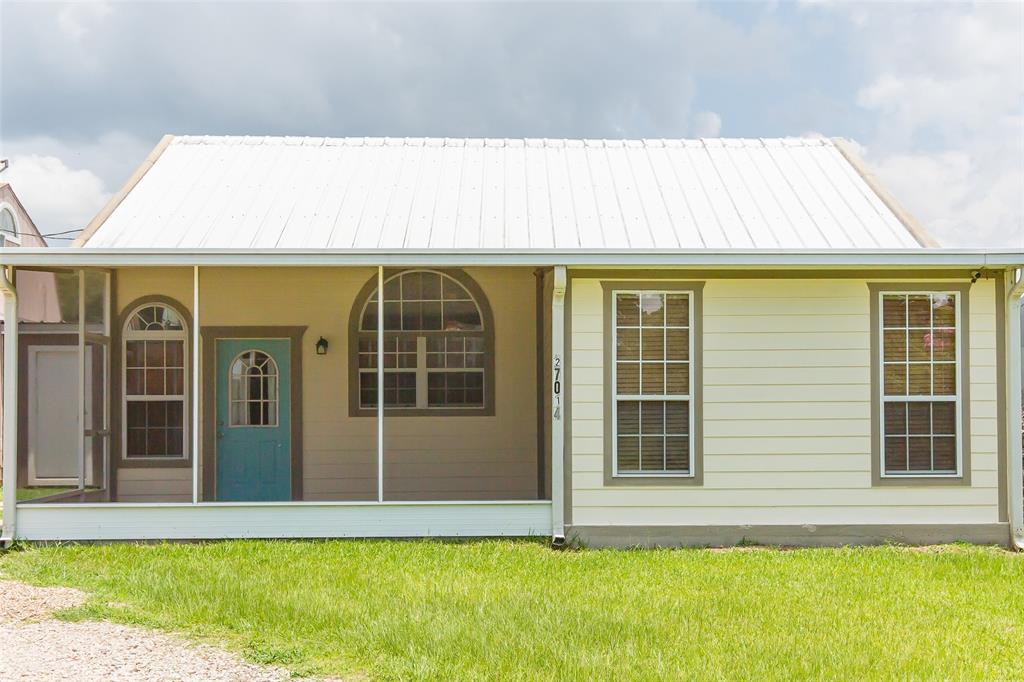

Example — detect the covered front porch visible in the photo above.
[2,263,566,541]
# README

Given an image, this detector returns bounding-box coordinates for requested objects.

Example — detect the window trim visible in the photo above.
[602,281,704,487]
[869,282,971,486]
[348,268,496,417]
[0,203,21,246]
[118,296,192,465]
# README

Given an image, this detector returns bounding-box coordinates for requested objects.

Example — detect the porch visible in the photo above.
[2,264,563,540]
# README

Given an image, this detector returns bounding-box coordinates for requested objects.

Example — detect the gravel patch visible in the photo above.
[0,580,87,623]
[0,580,340,681]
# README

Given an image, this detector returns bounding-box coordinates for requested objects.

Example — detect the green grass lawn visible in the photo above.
[15,486,76,502]
[1,488,76,521]
[1,540,1021,680]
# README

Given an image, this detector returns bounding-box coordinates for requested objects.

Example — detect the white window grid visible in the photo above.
[358,334,486,410]
[362,270,482,333]
[228,350,280,428]
[122,304,189,461]
[879,291,962,477]
[357,270,486,411]
[612,290,694,477]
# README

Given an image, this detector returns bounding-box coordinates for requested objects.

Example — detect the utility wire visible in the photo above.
[0,226,83,240]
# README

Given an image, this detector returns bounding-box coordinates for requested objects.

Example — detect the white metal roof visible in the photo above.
[79,136,930,251]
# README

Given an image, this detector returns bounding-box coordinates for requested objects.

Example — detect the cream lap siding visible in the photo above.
[570,277,1001,526]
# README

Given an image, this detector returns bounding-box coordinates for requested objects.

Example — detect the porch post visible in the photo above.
[1,266,19,543]
[551,266,566,542]
[377,265,384,503]
[192,266,200,504]
[1007,268,1024,548]
[77,269,86,490]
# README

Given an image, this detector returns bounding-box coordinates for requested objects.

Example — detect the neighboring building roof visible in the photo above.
[0,181,60,323]
[0,182,47,247]
[77,135,933,250]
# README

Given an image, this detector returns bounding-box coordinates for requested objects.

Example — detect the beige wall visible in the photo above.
[114,266,541,501]
[569,275,1001,526]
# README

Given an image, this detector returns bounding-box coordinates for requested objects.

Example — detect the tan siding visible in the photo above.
[570,276,1001,527]
[117,467,191,502]
[114,266,539,501]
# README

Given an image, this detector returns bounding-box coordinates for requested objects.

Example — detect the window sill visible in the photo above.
[874,473,969,487]
[349,407,494,418]
[119,457,192,469]
[604,473,703,487]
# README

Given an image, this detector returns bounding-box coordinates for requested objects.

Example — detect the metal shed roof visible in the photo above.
[78,136,931,250]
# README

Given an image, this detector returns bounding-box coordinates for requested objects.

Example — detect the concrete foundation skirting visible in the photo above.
[567,523,1011,549]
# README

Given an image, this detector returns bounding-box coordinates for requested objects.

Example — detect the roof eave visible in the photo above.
[1,248,1021,269]
[72,135,175,247]
[831,138,941,248]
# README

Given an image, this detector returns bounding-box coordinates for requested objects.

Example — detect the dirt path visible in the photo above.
[0,580,302,681]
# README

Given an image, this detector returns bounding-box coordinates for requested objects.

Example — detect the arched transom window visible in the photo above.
[123,302,188,459]
[354,270,491,412]
[229,350,279,427]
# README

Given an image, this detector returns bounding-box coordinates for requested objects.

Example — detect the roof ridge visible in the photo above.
[169,135,836,149]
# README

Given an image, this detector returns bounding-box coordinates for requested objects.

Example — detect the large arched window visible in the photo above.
[351,269,494,415]
[122,300,189,459]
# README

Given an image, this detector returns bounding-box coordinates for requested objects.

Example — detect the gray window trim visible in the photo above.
[347,268,496,417]
[602,280,704,487]
[869,282,972,486]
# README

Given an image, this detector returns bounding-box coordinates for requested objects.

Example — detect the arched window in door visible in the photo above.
[350,269,494,415]
[229,350,279,427]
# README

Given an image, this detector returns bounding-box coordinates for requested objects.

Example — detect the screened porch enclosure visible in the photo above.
[10,265,552,509]
[7,268,112,504]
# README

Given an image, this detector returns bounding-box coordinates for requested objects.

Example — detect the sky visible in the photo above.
[0,1,1021,248]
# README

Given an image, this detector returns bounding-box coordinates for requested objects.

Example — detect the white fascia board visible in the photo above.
[1,247,1022,268]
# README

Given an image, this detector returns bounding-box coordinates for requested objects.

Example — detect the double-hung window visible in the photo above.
[123,302,189,460]
[605,282,703,484]
[875,286,968,480]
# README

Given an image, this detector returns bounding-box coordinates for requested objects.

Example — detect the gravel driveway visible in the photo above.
[0,580,310,681]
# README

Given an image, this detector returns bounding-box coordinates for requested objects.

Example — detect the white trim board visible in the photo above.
[14,501,553,541]
[1,247,1022,268]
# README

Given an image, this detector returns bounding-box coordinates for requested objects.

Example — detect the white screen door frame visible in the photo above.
[27,345,93,486]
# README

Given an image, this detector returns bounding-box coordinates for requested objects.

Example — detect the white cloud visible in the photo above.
[2,132,155,190]
[690,111,722,137]
[2,154,110,238]
[56,1,111,42]
[0,132,158,235]
[827,2,1024,247]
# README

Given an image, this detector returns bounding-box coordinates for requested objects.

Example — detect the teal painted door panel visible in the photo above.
[216,338,291,501]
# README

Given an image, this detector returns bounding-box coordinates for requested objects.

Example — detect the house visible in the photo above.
[1,136,1022,548]
[0,182,63,492]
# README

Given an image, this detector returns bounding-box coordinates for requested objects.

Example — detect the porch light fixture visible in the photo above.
[316,336,329,355]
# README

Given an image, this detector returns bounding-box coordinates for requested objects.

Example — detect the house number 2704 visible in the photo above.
[552,355,562,421]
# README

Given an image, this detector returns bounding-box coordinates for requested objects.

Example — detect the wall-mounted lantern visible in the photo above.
[315,336,329,355]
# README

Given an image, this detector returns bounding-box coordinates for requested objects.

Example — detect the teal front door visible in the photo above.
[216,338,291,501]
